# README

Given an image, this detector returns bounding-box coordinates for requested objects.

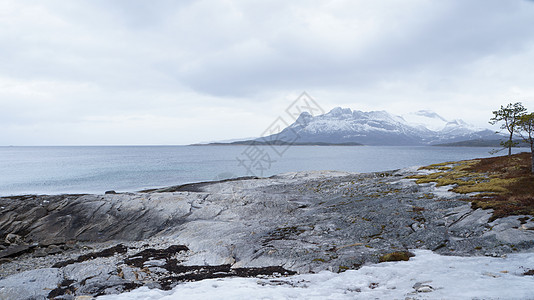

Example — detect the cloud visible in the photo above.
[0,0,534,144]
[168,0,534,96]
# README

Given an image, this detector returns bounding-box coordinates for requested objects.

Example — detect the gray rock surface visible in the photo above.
[0,169,533,299]
[0,268,61,299]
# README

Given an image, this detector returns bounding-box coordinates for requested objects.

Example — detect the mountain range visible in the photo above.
[237,107,500,146]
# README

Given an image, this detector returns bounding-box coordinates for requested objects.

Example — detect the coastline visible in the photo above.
[1,145,529,198]
[1,163,533,298]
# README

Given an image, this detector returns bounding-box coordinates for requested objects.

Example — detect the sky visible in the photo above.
[1,0,534,145]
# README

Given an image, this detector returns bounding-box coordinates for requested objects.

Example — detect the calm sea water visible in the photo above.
[0,145,527,196]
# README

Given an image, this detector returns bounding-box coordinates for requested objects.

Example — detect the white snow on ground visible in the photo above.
[98,250,534,300]
[430,184,459,199]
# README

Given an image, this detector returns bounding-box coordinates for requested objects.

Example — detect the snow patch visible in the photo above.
[98,250,534,300]
[430,183,459,199]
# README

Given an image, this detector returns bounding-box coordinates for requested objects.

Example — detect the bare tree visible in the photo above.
[517,113,534,173]
[489,102,526,157]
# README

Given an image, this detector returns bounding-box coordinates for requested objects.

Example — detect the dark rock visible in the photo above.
[45,245,63,255]
[32,248,48,258]
[124,245,189,268]
[369,282,379,289]
[47,278,76,299]
[52,244,127,268]
[0,244,35,259]
[39,237,67,247]
[158,264,296,290]
[0,258,12,264]
[4,233,22,245]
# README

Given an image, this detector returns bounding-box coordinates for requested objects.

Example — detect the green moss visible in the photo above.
[418,193,434,199]
[379,251,415,263]
[418,161,455,169]
[338,265,349,272]
[452,178,516,194]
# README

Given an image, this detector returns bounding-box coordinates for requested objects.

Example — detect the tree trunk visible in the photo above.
[508,133,513,157]
[531,145,534,174]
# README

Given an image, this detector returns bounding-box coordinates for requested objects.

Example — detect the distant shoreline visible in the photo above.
[193,138,532,148]
[191,141,364,146]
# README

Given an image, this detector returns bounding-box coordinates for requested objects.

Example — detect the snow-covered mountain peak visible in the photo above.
[254,106,497,146]
[326,107,353,117]
[295,111,313,126]
[367,110,393,119]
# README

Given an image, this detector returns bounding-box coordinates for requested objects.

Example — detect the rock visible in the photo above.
[413,281,434,293]
[0,244,35,259]
[448,208,492,233]
[39,237,67,247]
[4,233,22,245]
[143,259,166,267]
[484,216,534,246]
[411,222,425,231]
[32,248,48,257]
[0,258,12,264]
[59,264,131,297]
[119,265,146,281]
[45,244,63,255]
[123,245,189,268]
[417,285,434,293]
[52,244,128,268]
[0,169,532,298]
[0,268,62,299]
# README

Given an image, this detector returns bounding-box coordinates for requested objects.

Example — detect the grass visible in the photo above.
[410,152,534,220]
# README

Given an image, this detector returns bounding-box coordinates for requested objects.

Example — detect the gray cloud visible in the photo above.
[1,0,534,145]
[161,0,534,98]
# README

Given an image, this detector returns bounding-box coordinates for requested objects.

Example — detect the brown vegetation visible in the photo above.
[410,152,534,220]
[379,251,415,262]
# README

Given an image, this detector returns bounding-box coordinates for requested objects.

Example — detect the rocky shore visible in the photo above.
[1,167,533,299]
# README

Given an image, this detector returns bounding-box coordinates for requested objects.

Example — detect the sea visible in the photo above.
[0,145,528,196]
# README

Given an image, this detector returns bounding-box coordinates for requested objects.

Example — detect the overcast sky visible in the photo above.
[1,0,534,145]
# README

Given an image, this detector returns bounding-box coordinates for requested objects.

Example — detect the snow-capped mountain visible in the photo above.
[256,107,497,146]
